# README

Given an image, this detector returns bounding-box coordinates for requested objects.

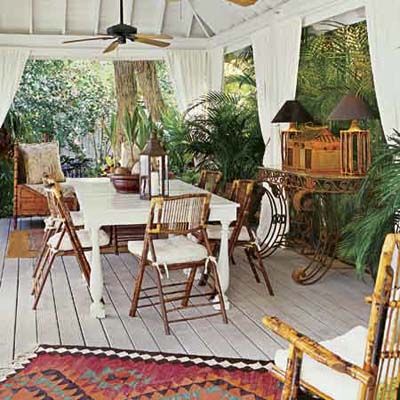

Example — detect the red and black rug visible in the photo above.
[0,344,282,399]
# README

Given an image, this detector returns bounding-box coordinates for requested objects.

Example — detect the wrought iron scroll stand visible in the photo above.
[257,168,364,285]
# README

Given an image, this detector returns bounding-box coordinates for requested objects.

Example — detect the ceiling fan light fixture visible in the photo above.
[63,0,172,53]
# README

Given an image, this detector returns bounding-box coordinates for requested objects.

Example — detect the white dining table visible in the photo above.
[68,177,238,319]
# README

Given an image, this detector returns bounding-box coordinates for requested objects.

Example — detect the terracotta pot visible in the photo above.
[110,174,140,194]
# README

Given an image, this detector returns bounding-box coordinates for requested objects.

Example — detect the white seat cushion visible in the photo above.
[48,229,110,251]
[70,211,84,227]
[275,326,367,399]
[128,235,208,265]
[207,224,251,242]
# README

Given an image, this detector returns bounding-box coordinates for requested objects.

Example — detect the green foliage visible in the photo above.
[161,107,194,175]
[339,132,400,276]
[103,113,118,165]
[186,91,264,183]
[0,158,13,218]
[12,60,116,150]
[123,103,152,153]
[297,22,379,130]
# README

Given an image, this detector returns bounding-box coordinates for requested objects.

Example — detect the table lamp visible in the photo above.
[328,94,372,175]
[272,100,313,132]
[272,100,313,169]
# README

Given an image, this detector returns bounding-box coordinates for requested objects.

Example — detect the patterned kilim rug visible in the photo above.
[0,344,283,399]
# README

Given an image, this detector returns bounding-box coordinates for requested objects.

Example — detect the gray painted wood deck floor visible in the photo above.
[0,217,373,369]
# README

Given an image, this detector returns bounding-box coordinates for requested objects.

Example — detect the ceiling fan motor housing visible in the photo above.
[106,23,137,37]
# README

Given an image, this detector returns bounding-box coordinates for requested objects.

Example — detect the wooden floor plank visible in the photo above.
[0,257,18,367]
[35,271,61,346]
[51,257,85,346]
[0,218,11,286]
[102,254,159,352]
[118,252,244,357]
[105,253,188,354]
[61,255,109,348]
[14,257,37,358]
[0,217,373,368]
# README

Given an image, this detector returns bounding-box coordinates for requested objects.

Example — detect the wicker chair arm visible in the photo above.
[263,316,374,387]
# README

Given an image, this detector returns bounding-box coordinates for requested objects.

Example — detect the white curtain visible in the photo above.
[252,18,302,241]
[165,47,224,112]
[366,0,400,138]
[0,48,30,127]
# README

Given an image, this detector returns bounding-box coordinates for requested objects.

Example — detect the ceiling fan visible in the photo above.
[63,0,173,54]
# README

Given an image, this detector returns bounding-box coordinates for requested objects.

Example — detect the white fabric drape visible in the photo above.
[366,0,400,138]
[0,48,30,127]
[252,18,302,168]
[165,47,224,112]
[252,18,302,241]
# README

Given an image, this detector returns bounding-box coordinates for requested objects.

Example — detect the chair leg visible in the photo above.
[129,259,146,317]
[199,241,218,287]
[75,250,91,285]
[32,251,57,310]
[254,246,274,296]
[209,261,228,324]
[113,226,119,255]
[33,229,52,279]
[182,267,197,307]
[245,247,261,283]
[198,271,209,287]
[153,266,171,335]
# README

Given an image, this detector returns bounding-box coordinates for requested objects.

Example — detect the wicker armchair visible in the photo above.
[13,143,78,229]
[263,233,400,399]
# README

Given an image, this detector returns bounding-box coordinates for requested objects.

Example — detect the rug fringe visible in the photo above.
[0,345,39,382]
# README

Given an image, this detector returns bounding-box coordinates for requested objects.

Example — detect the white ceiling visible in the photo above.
[0,0,366,59]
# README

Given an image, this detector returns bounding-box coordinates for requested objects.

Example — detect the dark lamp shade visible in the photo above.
[328,95,372,121]
[271,100,313,124]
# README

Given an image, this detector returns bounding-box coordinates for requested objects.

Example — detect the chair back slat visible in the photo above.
[363,234,400,399]
[228,180,255,248]
[198,170,223,194]
[148,194,211,236]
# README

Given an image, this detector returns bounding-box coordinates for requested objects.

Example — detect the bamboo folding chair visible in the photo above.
[128,193,228,335]
[263,233,400,400]
[32,178,84,281]
[203,179,274,295]
[32,181,110,310]
[197,170,223,194]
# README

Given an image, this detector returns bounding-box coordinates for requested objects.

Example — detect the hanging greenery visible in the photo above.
[339,131,400,276]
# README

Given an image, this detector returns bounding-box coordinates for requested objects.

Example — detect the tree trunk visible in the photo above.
[133,61,165,122]
[113,61,138,158]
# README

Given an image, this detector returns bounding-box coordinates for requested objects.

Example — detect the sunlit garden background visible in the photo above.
[1,20,398,277]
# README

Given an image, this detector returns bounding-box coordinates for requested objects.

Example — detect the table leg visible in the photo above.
[89,228,106,319]
[292,194,339,285]
[213,219,232,310]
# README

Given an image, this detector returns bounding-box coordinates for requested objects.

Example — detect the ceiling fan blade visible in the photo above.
[135,33,173,40]
[134,37,170,48]
[63,36,113,44]
[103,39,120,54]
[226,0,258,5]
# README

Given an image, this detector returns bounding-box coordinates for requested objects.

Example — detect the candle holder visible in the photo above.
[139,132,169,200]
